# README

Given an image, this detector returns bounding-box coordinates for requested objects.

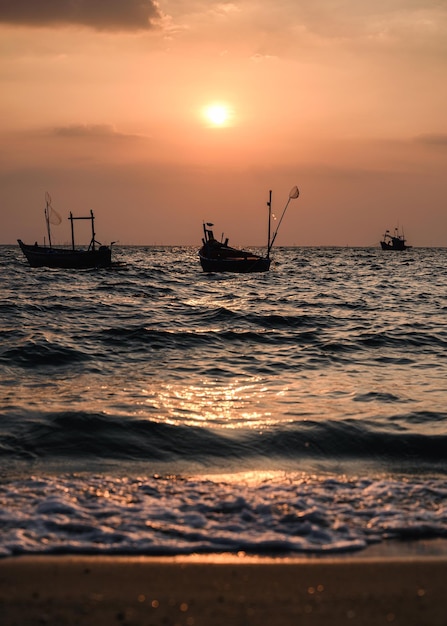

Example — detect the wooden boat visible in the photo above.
[198,224,271,273]
[199,186,299,273]
[18,193,113,269]
[380,228,410,251]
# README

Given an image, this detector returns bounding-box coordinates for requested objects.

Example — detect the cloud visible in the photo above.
[250,52,279,63]
[414,133,447,147]
[0,0,162,31]
[51,124,146,140]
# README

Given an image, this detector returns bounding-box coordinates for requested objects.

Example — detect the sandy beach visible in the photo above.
[1,547,447,626]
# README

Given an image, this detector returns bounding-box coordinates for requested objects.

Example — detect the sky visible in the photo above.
[1,0,447,247]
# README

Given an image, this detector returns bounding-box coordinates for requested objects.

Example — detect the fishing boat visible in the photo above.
[198,186,299,273]
[198,224,271,273]
[18,193,113,268]
[380,228,410,251]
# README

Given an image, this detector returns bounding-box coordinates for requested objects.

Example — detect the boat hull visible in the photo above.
[380,241,408,251]
[17,240,112,268]
[199,252,270,273]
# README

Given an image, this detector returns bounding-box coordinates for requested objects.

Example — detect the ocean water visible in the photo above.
[1,244,447,558]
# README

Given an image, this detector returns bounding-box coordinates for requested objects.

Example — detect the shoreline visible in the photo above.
[2,544,447,625]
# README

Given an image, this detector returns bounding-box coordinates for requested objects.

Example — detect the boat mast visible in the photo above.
[45,192,53,248]
[69,212,75,250]
[90,210,96,251]
[267,190,272,259]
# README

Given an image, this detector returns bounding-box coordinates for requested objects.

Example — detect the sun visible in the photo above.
[203,103,231,127]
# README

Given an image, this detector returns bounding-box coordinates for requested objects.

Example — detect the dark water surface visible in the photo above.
[1,245,447,557]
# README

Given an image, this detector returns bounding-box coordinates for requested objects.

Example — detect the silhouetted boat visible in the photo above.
[18,193,113,269]
[199,186,299,273]
[198,224,271,273]
[380,228,410,251]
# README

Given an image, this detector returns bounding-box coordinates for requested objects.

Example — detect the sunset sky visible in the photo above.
[1,0,447,247]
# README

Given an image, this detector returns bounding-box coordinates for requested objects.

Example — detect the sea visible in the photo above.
[1,244,447,558]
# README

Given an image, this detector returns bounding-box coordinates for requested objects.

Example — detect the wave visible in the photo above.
[0,338,90,368]
[2,322,445,373]
[2,411,447,469]
[2,469,447,558]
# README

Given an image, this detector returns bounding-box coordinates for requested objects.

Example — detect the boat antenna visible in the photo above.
[267,185,299,256]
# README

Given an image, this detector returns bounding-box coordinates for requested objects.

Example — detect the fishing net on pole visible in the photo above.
[45,191,62,225]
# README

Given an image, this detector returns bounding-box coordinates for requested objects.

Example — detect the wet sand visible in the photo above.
[1,549,447,625]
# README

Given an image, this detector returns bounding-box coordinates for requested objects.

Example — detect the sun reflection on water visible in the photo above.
[142,380,276,428]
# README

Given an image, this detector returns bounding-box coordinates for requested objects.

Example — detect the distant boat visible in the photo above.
[198,186,299,273]
[18,192,113,269]
[380,228,411,251]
